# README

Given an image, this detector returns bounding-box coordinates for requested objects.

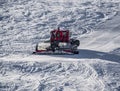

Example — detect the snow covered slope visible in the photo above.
[0,0,120,91]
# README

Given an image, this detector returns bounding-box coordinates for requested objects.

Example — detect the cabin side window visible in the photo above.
[56,32,60,38]
[63,32,67,37]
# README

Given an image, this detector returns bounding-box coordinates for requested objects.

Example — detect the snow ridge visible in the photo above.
[0,0,120,91]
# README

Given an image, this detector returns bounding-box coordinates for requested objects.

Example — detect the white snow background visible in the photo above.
[0,0,120,91]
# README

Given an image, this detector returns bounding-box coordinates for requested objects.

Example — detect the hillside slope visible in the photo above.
[0,0,120,91]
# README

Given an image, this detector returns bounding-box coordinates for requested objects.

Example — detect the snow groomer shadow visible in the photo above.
[52,49,120,63]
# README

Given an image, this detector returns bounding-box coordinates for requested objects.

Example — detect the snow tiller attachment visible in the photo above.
[33,27,80,54]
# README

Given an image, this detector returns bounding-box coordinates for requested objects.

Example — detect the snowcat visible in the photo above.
[33,27,80,54]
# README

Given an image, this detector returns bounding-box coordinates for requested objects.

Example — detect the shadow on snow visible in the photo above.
[51,49,120,63]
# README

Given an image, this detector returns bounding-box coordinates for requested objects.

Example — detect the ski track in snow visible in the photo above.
[0,0,120,91]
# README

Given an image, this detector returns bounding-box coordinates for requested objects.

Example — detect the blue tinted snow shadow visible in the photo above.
[52,49,120,63]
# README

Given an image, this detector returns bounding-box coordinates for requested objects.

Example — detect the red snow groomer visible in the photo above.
[33,27,80,54]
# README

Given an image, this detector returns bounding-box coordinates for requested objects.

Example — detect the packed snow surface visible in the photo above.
[0,0,120,91]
